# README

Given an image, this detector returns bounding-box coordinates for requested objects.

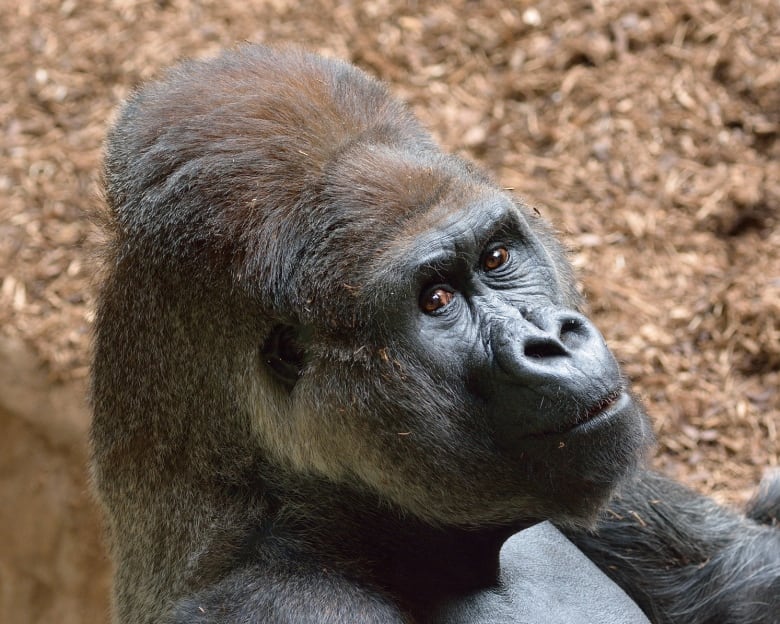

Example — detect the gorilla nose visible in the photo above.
[490,307,616,384]
[522,308,594,355]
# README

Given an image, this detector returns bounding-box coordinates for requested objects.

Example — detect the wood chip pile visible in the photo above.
[1,0,777,504]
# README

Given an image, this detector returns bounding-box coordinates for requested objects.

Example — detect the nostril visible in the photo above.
[524,337,567,359]
[559,316,590,349]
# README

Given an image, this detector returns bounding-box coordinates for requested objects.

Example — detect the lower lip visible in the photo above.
[570,391,630,434]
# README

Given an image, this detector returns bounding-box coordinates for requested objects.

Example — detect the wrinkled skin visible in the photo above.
[90,45,780,624]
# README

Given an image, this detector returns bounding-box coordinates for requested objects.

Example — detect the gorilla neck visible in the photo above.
[253,470,517,612]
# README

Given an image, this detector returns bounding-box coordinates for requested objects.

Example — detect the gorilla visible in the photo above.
[90,44,780,623]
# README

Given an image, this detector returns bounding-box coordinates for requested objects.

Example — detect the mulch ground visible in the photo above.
[1,0,778,505]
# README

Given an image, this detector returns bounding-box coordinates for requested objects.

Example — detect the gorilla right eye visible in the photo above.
[420,287,454,314]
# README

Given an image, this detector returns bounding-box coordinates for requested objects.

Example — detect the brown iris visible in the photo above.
[420,288,454,313]
[482,246,509,271]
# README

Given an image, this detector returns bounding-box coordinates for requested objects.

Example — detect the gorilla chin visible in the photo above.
[505,391,653,527]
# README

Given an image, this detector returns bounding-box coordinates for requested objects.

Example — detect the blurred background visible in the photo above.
[1,1,778,622]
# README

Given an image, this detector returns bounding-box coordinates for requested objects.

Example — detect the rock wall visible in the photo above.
[0,338,110,624]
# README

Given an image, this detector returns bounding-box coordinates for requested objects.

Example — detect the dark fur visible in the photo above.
[570,472,780,623]
[91,45,780,624]
[746,470,780,528]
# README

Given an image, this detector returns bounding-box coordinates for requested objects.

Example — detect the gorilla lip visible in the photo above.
[571,389,625,432]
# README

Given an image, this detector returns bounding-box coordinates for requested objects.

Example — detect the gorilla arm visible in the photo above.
[568,471,780,624]
[433,522,650,624]
[168,564,409,624]
[433,474,780,624]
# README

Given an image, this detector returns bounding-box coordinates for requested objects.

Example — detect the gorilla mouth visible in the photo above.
[570,389,625,432]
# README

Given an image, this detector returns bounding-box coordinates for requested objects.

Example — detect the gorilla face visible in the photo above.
[259,148,652,529]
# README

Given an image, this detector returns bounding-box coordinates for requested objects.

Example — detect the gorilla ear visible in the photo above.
[261,325,306,389]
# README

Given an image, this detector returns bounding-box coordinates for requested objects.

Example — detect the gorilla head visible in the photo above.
[94,45,650,534]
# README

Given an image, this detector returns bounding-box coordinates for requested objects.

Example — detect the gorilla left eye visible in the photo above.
[420,287,454,314]
[482,246,509,271]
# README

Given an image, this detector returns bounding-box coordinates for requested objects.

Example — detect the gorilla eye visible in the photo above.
[420,287,454,314]
[482,246,509,271]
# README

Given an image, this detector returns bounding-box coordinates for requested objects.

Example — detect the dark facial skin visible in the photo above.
[400,196,628,440]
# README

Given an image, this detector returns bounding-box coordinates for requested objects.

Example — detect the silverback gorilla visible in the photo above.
[90,45,780,623]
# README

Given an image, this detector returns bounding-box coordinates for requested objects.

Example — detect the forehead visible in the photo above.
[313,143,521,302]
[410,190,515,248]
[374,187,520,278]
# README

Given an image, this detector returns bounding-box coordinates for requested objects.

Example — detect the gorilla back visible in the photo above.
[91,45,779,624]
